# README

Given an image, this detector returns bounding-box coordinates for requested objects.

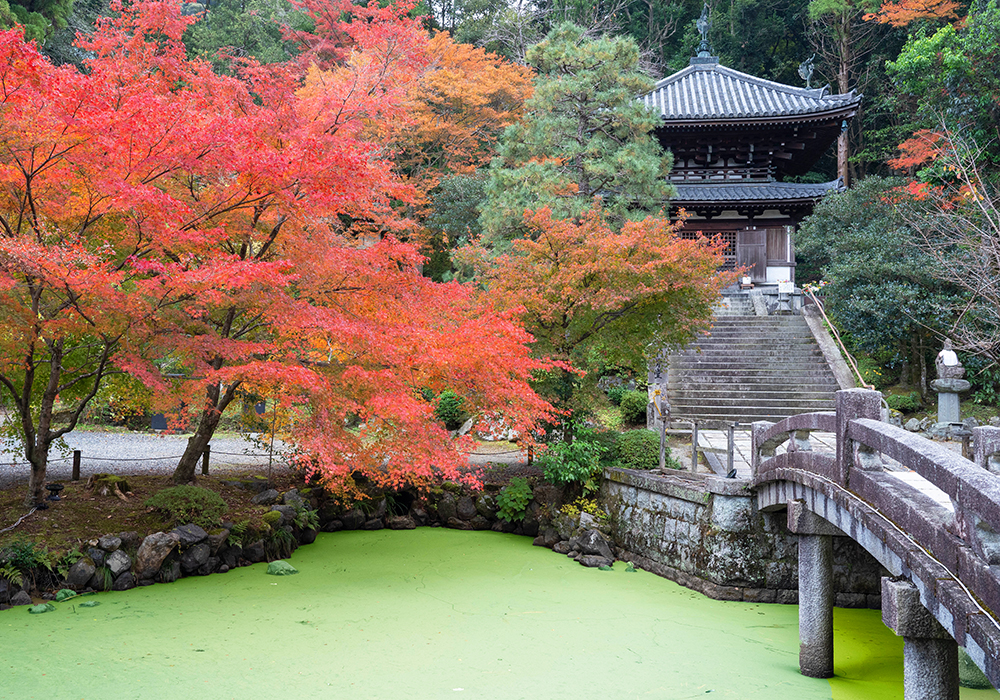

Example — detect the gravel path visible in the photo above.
[0,430,532,490]
[0,432,290,489]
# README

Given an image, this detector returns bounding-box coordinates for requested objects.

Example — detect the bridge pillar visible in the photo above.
[882,577,959,700]
[789,501,841,678]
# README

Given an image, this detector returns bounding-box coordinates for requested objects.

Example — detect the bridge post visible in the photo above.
[882,578,959,700]
[789,500,841,678]
[835,389,882,486]
[972,426,1000,474]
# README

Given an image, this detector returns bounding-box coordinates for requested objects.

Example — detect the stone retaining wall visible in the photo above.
[603,467,885,607]
[0,480,564,609]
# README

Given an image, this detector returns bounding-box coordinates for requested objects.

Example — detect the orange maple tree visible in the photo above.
[864,0,960,26]
[463,204,732,418]
[0,0,554,505]
[393,32,534,193]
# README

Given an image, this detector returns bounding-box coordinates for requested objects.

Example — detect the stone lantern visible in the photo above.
[931,339,970,426]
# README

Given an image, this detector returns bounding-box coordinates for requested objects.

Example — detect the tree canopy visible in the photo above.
[0,0,556,505]
[479,23,673,246]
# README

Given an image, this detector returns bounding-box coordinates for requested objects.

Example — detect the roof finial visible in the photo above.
[696,4,712,58]
[798,54,815,88]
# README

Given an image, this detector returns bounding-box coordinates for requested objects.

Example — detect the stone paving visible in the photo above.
[695,428,959,511]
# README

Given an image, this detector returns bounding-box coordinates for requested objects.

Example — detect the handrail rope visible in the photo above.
[782,465,1000,634]
[3,458,72,466]
[805,290,876,392]
[3,451,283,465]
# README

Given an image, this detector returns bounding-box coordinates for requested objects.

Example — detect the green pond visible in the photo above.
[1,529,995,699]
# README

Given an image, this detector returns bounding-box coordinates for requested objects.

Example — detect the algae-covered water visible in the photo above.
[1,529,995,699]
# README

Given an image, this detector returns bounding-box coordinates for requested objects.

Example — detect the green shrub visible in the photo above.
[856,355,893,390]
[497,477,533,522]
[434,390,466,430]
[965,354,1000,407]
[144,485,227,529]
[606,385,626,406]
[614,429,681,470]
[885,391,923,414]
[618,390,649,425]
[265,527,296,560]
[539,427,609,492]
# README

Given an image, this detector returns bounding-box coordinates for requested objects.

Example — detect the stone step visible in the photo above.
[697,330,818,338]
[668,361,831,372]
[677,348,825,358]
[671,397,835,409]
[669,389,836,401]
[670,411,814,424]
[700,330,816,339]
[698,327,817,336]
[662,310,840,426]
[668,386,839,397]
[667,371,838,382]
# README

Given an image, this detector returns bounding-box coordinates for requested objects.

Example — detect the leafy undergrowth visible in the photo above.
[901,398,1000,425]
[0,472,299,557]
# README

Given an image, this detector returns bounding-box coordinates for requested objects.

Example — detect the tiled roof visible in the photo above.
[672,180,843,202]
[642,59,861,121]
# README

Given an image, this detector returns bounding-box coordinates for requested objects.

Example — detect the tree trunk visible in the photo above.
[837,15,852,186]
[22,340,63,506]
[837,132,850,186]
[172,413,220,484]
[919,342,928,400]
[171,380,240,484]
[24,447,48,507]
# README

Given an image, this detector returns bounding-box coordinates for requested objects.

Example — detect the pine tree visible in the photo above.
[479,23,674,246]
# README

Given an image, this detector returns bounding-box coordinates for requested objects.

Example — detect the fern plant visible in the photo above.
[293,508,319,531]
[0,563,23,588]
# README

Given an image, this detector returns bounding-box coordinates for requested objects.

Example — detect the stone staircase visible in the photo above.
[665,311,839,425]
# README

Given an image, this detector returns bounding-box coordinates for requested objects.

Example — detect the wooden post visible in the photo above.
[72,450,81,481]
[691,421,699,473]
[658,394,668,470]
[727,423,735,475]
[201,445,210,475]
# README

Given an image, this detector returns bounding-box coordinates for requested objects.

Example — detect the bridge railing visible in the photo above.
[751,388,1000,628]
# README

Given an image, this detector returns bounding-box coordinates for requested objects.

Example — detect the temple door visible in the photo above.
[736,228,766,283]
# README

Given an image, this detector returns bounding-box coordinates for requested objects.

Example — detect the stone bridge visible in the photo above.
[753,388,1000,698]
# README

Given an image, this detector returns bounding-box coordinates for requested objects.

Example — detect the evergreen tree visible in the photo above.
[479,23,673,246]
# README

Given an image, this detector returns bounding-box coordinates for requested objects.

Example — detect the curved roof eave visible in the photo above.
[641,59,862,121]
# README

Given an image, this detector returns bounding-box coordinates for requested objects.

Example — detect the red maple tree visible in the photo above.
[0,0,555,505]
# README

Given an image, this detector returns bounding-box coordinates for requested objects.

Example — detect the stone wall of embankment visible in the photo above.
[603,467,886,606]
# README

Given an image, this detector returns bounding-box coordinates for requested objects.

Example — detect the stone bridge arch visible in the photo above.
[752,389,1000,697]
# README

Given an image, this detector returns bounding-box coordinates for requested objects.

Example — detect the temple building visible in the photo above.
[640,50,861,285]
